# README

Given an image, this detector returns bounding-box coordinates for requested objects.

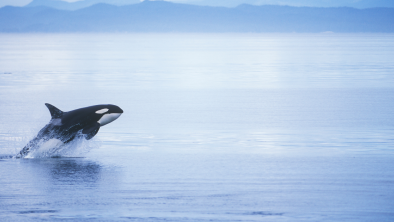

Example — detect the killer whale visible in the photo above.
[16,103,123,158]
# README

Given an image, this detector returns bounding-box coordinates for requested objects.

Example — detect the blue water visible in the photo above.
[1,33,394,221]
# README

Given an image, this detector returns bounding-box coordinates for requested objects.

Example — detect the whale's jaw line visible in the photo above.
[98,113,122,126]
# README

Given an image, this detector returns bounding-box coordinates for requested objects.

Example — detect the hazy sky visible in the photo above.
[0,0,79,7]
[1,0,393,8]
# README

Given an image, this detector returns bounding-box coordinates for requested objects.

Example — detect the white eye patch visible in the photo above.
[95,108,109,114]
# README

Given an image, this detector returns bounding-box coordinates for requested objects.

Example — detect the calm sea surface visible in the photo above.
[1,33,394,221]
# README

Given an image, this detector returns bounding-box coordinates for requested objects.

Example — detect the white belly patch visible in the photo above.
[98,113,121,126]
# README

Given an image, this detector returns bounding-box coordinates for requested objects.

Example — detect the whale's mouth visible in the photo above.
[98,113,122,126]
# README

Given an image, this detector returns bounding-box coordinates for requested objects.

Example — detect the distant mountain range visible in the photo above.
[22,0,394,10]
[25,0,140,11]
[187,0,394,8]
[1,1,393,33]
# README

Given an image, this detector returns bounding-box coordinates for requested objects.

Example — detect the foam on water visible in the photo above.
[21,133,101,158]
[0,129,102,159]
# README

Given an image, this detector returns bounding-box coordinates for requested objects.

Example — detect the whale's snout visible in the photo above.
[112,105,123,114]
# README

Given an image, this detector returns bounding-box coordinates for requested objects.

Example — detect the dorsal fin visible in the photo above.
[45,103,63,119]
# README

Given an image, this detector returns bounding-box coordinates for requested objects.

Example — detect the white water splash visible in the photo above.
[22,133,101,159]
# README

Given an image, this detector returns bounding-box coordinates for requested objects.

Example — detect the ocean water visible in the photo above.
[0,33,394,221]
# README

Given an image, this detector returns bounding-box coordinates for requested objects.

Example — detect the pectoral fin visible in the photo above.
[82,122,100,140]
